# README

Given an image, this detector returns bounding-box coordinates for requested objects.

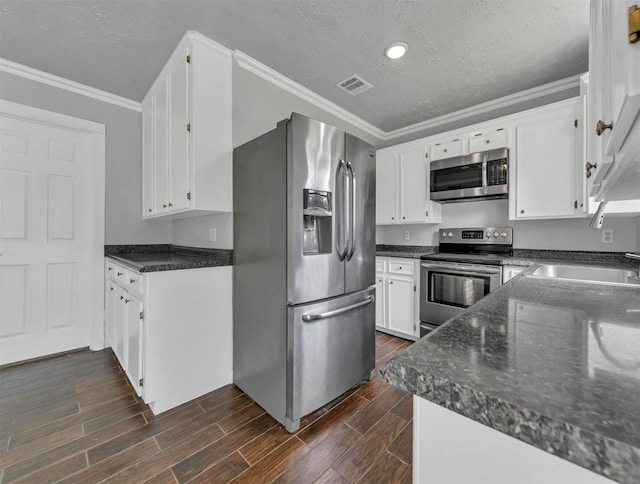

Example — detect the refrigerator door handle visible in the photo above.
[346,161,356,261]
[301,295,375,322]
[336,159,348,261]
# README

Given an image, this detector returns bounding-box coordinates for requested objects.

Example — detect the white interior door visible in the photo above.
[0,101,105,365]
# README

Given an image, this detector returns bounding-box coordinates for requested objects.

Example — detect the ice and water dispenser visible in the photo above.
[302,189,332,255]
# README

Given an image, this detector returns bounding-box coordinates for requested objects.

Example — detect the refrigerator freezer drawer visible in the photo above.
[286,287,376,429]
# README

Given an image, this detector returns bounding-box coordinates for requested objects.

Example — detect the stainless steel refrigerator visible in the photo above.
[233,113,376,432]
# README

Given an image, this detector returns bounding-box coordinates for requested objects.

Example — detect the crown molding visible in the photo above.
[384,75,583,141]
[0,58,142,112]
[234,50,386,141]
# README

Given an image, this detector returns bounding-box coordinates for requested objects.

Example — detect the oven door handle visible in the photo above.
[421,263,501,277]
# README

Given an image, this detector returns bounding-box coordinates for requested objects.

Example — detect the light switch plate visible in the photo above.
[602,229,613,243]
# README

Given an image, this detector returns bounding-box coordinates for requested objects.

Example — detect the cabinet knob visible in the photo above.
[389,281,393,285]
[129,279,135,284]
[425,210,429,218]
[486,139,490,144]
[443,148,448,153]
[120,295,124,300]
[398,266,402,270]
[391,216,395,220]
[585,161,598,179]
[124,299,130,304]
[108,267,113,271]
[168,203,173,207]
[117,272,123,276]
[596,120,613,136]
[520,209,525,214]
[148,208,152,212]
[163,204,167,208]
[110,287,114,291]
[402,216,406,220]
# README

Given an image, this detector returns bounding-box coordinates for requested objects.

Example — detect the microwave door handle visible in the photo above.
[481,157,488,194]
[346,161,356,261]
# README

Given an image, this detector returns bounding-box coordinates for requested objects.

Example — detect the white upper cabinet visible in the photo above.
[587,0,640,201]
[142,31,232,219]
[428,126,510,162]
[512,98,584,219]
[376,145,441,225]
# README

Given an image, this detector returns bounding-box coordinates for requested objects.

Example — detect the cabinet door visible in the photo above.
[387,277,415,336]
[154,81,170,214]
[142,97,155,217]
[469,128,508,152]
[125,294,144,396]
[399,149,427,223]
[376,153,397,224]
[375,275,386,328]
[168,52,190,212]
[104,281,117,349]
[515,101,582,219]
[114,286,127,367]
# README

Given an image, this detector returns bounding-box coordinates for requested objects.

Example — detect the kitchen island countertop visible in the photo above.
[380,265,640,483]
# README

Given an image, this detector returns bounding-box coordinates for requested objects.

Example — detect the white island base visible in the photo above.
[413,396,615,484]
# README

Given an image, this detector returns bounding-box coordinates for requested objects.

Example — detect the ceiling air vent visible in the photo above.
[336,74,373,96]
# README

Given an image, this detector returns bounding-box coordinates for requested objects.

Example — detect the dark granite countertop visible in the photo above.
[105,244,233,272]
[375,245,438,259]
[380,265,640,483]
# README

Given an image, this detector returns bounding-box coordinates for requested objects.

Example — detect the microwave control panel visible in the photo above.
[487,159,508,186]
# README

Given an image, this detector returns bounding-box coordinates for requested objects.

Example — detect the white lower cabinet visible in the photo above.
[375,257,419,340]
[104,258,232,415]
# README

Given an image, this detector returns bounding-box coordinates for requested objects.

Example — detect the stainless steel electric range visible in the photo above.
[419,227,513,336]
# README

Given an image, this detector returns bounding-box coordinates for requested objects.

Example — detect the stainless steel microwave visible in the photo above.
[430,148,509,203]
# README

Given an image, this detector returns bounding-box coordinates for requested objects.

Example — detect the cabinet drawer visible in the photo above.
[105,260,119,280]
[125,270,145,295]
[469,129,508,152]
[375,259,386,273]
[388,261,415,276]
[430,139,462,161]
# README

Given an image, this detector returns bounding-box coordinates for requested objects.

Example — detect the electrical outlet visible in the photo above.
[404,230,411,241]
[602,229,613,244]
[209,228,217,242]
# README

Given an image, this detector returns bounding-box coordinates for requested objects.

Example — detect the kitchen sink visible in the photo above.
[530,264,639,286]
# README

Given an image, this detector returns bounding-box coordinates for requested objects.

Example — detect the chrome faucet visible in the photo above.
[626,253,640,270]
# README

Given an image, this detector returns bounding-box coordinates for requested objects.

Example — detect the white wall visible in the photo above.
[171,62,382,249]
[0,71,172,245]
[378,199,638,252]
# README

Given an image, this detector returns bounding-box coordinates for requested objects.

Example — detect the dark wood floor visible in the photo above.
[0,332,413,483]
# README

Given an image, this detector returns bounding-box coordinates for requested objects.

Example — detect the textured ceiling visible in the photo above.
[0,0,589,132]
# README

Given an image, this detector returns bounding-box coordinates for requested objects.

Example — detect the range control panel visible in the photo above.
[439,227,513,244]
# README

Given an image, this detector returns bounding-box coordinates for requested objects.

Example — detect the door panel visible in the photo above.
[154,82,169,214]
[387,277,414,335]
[126,295,144,396]
[287,287,375,422]
[287,114,346,304]
[0,114,94,365]
[169,52,190,212]
[344,134,376,294]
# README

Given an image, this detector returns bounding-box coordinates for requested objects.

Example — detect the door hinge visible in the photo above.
[186,54,191,63]
[186,191,191,200]
[574,200,578,209]
[139,311,144,320]
[139,378,144,387]
[186,123,191,132]
[629,5,640,43]
[414,284,416,292]
[574,119,578,128]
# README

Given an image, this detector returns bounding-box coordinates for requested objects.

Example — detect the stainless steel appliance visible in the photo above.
[430,148,509,202]
[233,113,376,432]
[420,227,513,336]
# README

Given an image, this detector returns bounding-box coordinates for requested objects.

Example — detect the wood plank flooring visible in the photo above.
[0,332,413,483]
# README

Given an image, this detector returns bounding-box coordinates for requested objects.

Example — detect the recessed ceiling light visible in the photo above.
[384,42,408,59]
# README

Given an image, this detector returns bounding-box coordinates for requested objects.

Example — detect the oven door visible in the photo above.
[420,261,501,328]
